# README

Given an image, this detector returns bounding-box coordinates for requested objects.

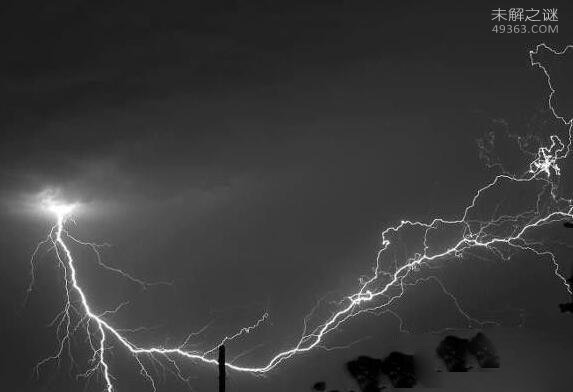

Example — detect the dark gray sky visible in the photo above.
[1,1,573,391]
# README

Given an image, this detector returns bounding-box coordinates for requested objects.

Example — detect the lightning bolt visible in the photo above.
[27,43,573,391]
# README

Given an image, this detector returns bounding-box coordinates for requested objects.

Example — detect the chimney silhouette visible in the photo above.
[219,345,226,392]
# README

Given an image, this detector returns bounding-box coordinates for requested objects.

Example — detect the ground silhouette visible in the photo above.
[314,333,499,390]
[436,332,499,372]
[346,352,417,391]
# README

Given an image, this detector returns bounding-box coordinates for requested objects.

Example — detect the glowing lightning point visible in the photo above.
[46,202,76,220]
[28,43,573,391]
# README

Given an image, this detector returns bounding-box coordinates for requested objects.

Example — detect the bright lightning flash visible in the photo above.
[45,202,77,221]
[27,43,573,391]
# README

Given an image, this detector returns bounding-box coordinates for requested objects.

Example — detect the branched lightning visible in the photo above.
[28,43,573,391]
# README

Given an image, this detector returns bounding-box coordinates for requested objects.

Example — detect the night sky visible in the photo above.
[1,1,573,391]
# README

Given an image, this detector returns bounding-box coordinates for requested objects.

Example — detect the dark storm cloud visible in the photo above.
[3,1,573,391]
[2,0,409,207]
[2,0,464,212]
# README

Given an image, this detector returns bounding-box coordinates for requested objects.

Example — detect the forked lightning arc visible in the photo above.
[26,44,573,391]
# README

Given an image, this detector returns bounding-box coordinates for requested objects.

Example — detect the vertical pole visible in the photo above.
[218,345,226,392]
